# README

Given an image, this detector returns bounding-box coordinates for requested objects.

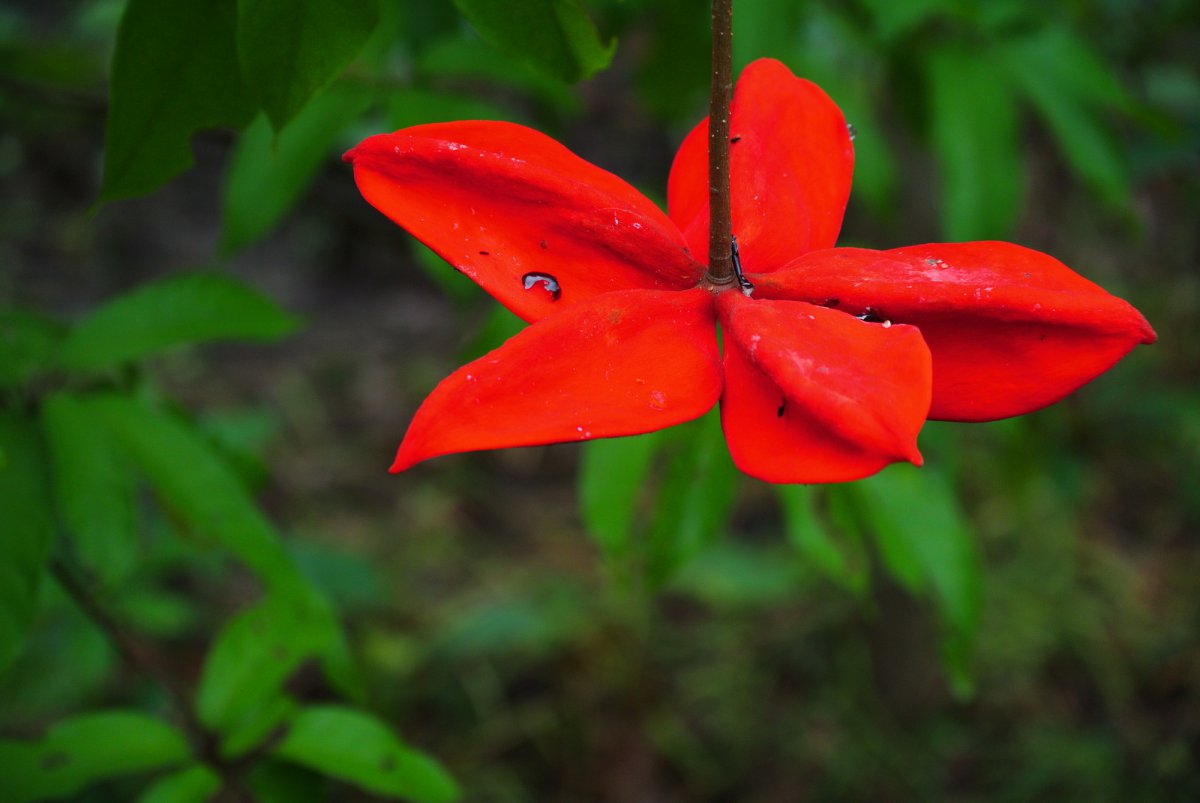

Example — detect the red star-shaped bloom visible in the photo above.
[344,59,1155,484]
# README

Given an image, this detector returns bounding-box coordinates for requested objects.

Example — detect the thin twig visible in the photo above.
[707,0,734,285]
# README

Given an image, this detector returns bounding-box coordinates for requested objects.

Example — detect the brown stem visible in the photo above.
[707,0,734,285]
[50,559,218,765]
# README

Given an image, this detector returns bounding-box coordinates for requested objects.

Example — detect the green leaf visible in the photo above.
[999,30,1132,208]
[645,411,739,587]
[0,411,53,670]
[59,272,300,373]
[452,0,615,84]
[854,466,983,643]
[221,82,373,253]
[42,392,139,584]
[272,706,459,803]
[237,0,379,132]
[669,542,802,608]
[101,0,255,202]
[579,431,664,560]
[777,485,866,593]
[858,0,949,41]
[418,31,581,114]
[0,309,64,389]
[136,765,222,803]
[195,594,329,746]
[0,711,190,803]
[246,761,327,803]
[927,48,1023,240]
[385,88,519,130]
[91,394,302,593]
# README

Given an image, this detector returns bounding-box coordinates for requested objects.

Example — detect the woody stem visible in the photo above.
[707,0,734,285]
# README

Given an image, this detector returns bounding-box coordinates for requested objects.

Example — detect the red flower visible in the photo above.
[345,59,1155,483]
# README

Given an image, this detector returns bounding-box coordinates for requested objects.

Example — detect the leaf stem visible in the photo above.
[707,0,734,285]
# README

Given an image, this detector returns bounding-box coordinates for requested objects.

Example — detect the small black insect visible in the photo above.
[730,135,742,143]
[777,398,787,418]
[478,250,490,256]
[856,307,886,323]
[731,236,754,296]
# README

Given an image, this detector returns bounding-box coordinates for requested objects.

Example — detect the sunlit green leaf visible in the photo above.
[273,706,460,802]
[237,0,379,131]
[0,412,53,670]
[452,0,615,84]
[101,0,255,202]
[58,272,300,373]
[0,711,190,803]
[221,82,373,253]
[42,392,139,584]
[927,48,1023,239]
[91,394,302,593]
[136,765,222,803]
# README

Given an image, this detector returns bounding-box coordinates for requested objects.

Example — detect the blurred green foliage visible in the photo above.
[1,0,1197,800]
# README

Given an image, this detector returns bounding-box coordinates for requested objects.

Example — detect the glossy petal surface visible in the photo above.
[753,242,1158,421]
[667,58,854,272]
[718,293,930,484]
[348,121,703,322]
[392,289,721,471]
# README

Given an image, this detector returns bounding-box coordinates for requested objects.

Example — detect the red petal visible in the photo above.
[347,122,704,322]
[392,288,721,471]
[752,242,1157,421]
[667,59,855,271]
[717,293,930,484]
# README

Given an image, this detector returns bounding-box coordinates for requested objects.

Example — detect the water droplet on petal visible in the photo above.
[649,390,666,410]
[846,123,857,141]
[522,272,561,301]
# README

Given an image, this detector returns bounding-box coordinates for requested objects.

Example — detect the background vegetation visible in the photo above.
[1,0,1197,800]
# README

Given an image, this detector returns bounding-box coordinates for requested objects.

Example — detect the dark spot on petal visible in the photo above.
[1024,272,1033,278]
[821,298,840,308]
[522,272,561,301]
[478,250,490,256]
[777,398,787,418]
[539,239,548,249]
[730,135,742,143]
[1039,334,1047,342]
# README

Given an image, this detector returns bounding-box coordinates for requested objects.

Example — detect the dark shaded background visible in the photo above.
[2,0,1198,800]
